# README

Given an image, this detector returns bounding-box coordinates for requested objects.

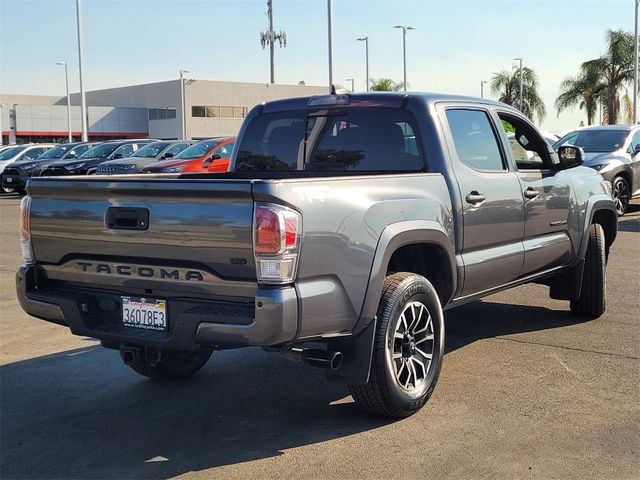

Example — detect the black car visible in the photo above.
[554,125,640,215]
[95,140,194,174]
[1,142,98,192]
[40,139,157,176]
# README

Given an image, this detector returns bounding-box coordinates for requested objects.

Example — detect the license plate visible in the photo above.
[122,296,167,331]
[5,177,12,183]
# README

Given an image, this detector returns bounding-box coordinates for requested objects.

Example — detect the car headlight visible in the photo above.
[65,162,86,170]
[161,165,185,173]
[122,164,136,170]
[19,163,37,170]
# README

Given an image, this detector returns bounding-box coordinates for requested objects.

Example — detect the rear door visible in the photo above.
[496,111,573,276]
[441,107,525,297]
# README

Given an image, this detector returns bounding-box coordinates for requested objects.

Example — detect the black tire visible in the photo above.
[612,176,630,216]
[570,223,606,318]
[348,272,445,418]
[1,177,16,194]
[129,348,213,380]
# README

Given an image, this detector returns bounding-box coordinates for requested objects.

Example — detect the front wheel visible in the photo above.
[612,176,630,216]
[349,272,445,418]
[570,223,606,318]
[129,348,213,380]
[1,177,15,194]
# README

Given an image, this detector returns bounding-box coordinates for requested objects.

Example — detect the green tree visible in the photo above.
[490,66,546,123]
[582,29,636,124]
[369,78,404,92]
[555,63,606,125]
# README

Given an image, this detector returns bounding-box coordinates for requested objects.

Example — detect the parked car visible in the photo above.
[141,137,235,173]
[17,92,617,418]
[95,141,195,174]
[2,142,98,193]
[0,144,55,193]
[554,125,640,215]
[40,139,157,176]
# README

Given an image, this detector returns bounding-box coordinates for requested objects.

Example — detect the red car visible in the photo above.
[141,137,235,174]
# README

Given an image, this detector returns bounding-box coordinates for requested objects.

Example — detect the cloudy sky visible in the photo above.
[0,0,636,131]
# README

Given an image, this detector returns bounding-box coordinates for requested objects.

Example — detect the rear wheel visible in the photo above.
[612,176,630,216]
[570,223,606,318]
[349,272,445,418]
[129,348,213,380]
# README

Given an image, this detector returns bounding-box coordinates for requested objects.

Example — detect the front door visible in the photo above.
[443,107,525,297]
[497,112,573,276]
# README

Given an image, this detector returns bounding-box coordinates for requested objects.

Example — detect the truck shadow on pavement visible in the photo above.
[1,301,594,480]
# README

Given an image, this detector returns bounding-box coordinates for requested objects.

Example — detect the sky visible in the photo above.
[0,0,636,131]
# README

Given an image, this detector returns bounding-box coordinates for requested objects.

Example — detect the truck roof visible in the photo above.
[258,91,513,113]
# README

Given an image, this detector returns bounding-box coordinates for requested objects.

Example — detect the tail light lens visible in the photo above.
[20,195,34,264]
[253,203,301,284]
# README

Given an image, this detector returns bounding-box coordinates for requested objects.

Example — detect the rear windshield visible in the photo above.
[235,108,424,172]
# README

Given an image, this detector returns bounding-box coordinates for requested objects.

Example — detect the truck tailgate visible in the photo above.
[28,177,257,298]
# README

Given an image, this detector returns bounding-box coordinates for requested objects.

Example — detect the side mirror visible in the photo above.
[66,153,77,159]
[162,152,174,159]
[112,153,123,159]
[556,145,584,170]
[202,153,221,168]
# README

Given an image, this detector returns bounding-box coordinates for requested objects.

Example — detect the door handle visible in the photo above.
[465,191,486,205]
[523,187,540,199]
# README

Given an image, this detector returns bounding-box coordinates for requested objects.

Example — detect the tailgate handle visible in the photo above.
[105,207,149,230]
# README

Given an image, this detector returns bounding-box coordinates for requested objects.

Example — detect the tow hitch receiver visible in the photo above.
[119,345,162,367]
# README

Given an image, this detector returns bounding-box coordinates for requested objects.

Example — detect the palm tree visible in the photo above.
[555,63,606,125]
[369,78,404,92]
[582,29,635,124]
[490,66,546,123]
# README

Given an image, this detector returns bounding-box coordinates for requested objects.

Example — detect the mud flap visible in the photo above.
[326,318,376,385]
[543,260,585,301]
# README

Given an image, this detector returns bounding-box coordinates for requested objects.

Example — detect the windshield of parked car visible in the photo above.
[35,144,73,160]
[235,108,424,172]
[130,142,170,158]
[78,143,119,159]
[0,146,27,160]
[174,140,219,159]
[555,129,628,153]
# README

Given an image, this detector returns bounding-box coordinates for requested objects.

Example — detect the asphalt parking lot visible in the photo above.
[0,194,638,480]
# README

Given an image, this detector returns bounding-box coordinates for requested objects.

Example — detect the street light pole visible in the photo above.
[345,78,355,92]
[634,0,638,124]
[514,57,523,111]
[480,80,488,99]
[75,0,88,142]
[357,36,369,91]
[179,69,190,140]
[394,25,415,92]
[56,62,72,142]
[327,0,333,91]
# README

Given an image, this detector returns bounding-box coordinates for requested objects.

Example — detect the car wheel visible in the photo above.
[129,348,213,380]
[570,223,606,318]
[612,176,630,216]
[348,272,445,418]
[0,176,15,194]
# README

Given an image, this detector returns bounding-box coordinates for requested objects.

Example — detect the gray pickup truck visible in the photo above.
[16,93,617,418]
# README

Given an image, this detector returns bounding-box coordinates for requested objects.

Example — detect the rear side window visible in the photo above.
[235,108,424,172]
[446,109,505,171]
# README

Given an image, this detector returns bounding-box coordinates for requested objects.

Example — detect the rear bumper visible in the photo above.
[16,264,298,349]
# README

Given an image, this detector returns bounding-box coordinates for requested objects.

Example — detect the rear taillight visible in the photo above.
[253,203,301,284]
[20,195,33,264]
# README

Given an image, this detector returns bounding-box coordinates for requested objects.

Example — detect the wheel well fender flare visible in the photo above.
[578,197,617,262]
[353,220,456,335]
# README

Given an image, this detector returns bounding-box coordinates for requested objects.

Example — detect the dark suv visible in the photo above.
[2,142,98,192]
[40,139,156,176]
[95,141,194,174]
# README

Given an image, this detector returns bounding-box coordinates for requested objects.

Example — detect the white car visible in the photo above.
[0,144,55,193]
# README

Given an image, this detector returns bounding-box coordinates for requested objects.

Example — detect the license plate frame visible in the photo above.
[121,296,168,331]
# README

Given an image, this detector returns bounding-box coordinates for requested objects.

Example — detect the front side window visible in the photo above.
[236,108,424,172]
[113,144,134,158]
[499,113,549,170]
[22,147,47,160]
[175,140,219,159]
[164,142,190,156]
[66,144,91,158]
[79,143,119,159]
[35,145,70,159]
[216,142,234,157]
[0,146,27,160]
[629,131,640,152]
[446,109,505,172]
